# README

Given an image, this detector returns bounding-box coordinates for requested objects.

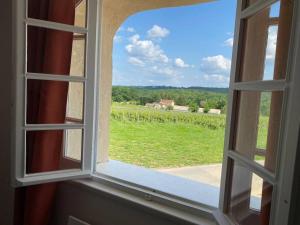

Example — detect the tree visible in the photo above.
[188,103,199,113]
[203,106,210,114]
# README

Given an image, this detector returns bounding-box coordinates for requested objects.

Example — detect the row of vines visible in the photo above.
[111,108,226,130]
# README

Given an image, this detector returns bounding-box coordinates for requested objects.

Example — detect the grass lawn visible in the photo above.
[109,103,268,169]
[109,120,225,168]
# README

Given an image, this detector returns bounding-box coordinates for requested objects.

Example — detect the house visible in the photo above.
[1,0,300,225]
[159,99,175,108]
[208,109,221,115]
[174,105,189,112]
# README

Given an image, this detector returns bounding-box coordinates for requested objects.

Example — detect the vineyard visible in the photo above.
[111,108,226,130]
[109,103,269,168]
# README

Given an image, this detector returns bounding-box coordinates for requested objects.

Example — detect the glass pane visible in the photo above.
[233,91,283,172]
[66,82,84,122]
[263,25,278,80]
[75,0,87,28]
[245,0,280,11]
[26,130,82,174]
[26,80,84,124]
[27,0,87,28]
[228,162,273,225]
[270,1,281,18]
[64,129,83,161]
[238,0,293,81]
[70,35,86,76]
[27,26,86,77]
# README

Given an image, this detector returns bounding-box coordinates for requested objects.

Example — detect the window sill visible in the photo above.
[74,160,223,224]
[73,177,217,225]
[95,160,220,208]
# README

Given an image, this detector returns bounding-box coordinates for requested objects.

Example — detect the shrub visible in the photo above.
[188,103,199,113]
[203,106,210,114]
[166,105,174,111]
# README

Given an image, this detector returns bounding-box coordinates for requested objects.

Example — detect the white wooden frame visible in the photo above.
[12,0,99,186]
[217,0,300,225]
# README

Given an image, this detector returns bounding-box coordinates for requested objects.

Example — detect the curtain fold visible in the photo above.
[24,0,76,225]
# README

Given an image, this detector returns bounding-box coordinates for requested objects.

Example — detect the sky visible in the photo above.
[112,0,278,88]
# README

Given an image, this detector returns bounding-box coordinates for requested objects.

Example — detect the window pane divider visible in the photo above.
[25,169,82,178]
[25,18,88,34]
[24,124,85,131]
[269,17,279,26]
[233,80,287,91]
[16,170,91,186]
[241,0,278,19]
[26,73,86,83]
[227,150,276,184]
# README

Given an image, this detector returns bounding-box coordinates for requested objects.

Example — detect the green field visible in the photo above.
[109,103,268,169]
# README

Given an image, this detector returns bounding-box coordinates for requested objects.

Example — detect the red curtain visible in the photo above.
[24,0,76,225]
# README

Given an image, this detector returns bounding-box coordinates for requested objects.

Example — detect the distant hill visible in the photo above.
[114,86,229,94]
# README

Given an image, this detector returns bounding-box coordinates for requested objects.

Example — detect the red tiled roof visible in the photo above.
[159,99,174,106]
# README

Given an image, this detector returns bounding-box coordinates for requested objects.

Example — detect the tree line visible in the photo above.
[112,86,273,116]
[112,86,228,112]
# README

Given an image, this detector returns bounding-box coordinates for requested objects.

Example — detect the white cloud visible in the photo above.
[125,34,178,77]
[129,34,140,43]
[200,55,231,86]
[147,25,170,39]
[266,26,278,60]
[224,38,234,47]
[128,57,145,67]
[113,35,122,43]
[127,27,135,33]
[174,58,190,68]
[203,74,230,82]
[126,34,169,64]
[150,66,176,76]
[201,55,231,74]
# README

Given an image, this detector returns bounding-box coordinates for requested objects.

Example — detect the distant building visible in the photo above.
[198,108,221,114]
[208,109,221,115]
[159,99,175,108]
[145,103,161,109]
[174,105,189,112]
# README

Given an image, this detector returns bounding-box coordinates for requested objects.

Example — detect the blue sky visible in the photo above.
[112,0,237,88]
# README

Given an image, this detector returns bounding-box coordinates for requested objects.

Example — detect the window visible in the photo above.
[13,0,98,185]
[12,0,300,225]
[95,2,236,208]
[218,0,296,225]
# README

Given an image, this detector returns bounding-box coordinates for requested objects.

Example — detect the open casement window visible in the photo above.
[13,0,99,186]
[216,0,295,225]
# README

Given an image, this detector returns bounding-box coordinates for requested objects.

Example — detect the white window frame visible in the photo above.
[12,0,99,186]
[215,1,300,225]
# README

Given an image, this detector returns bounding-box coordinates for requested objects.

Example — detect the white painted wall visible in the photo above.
[50,182,204,225]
